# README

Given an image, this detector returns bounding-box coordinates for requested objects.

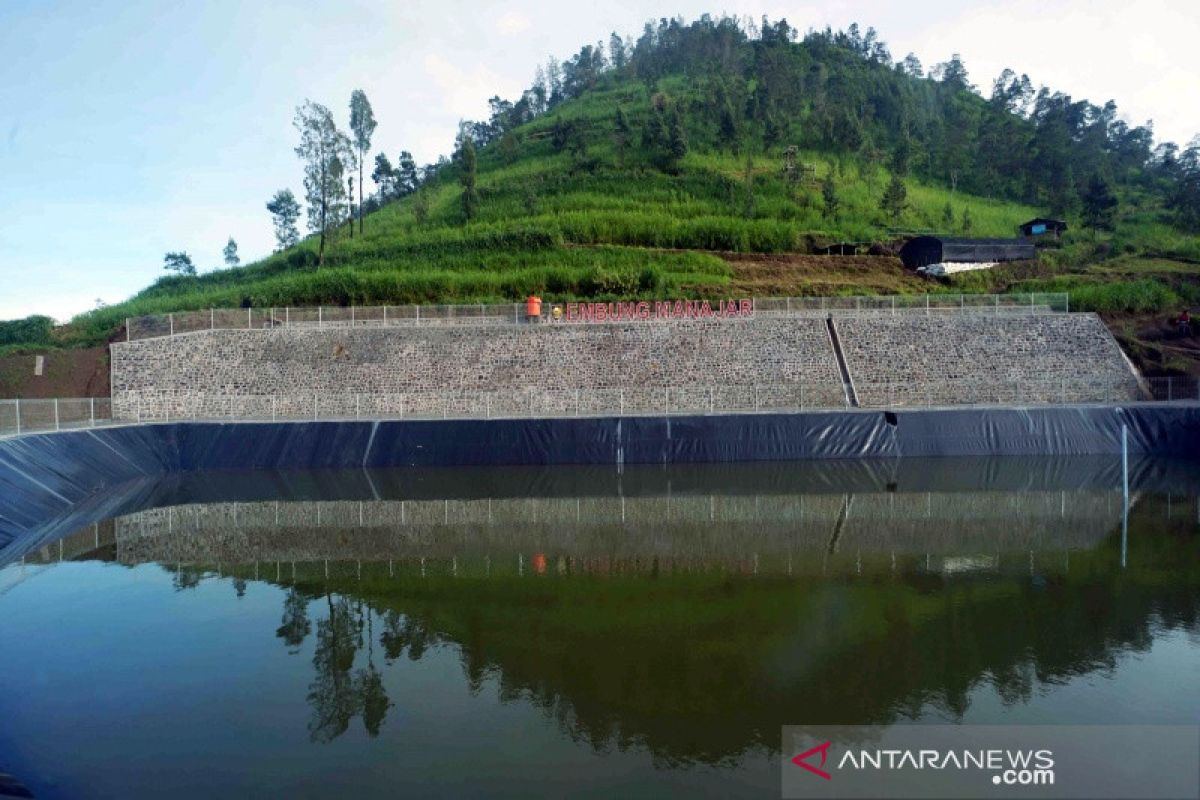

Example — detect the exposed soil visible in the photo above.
[1104,312,1200,378]
[0,346,110,398]
[709,252,930,297]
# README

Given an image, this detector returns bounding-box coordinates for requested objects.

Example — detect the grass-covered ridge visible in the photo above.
[36,17,1200,350]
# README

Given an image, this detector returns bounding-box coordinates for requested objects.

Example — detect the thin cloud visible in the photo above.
[497,12,532,35]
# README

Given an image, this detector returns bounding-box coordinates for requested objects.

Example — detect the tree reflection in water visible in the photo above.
[305,592,392,742]
[260,498,1199,764]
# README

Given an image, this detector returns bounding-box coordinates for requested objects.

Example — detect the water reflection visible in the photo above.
[4,459,1200,775]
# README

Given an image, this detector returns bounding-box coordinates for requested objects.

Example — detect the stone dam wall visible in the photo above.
[109,311,1142,420]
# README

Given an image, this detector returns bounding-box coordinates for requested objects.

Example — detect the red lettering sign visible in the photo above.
[551,299,754,323]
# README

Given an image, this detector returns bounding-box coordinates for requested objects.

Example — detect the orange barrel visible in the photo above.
[526,295,542,319]
[532,552,547,575]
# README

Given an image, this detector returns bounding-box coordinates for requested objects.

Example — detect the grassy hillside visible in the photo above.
[6,17,1198,378]
[55,80,1055,346]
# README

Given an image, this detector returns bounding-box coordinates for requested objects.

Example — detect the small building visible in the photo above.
[1018,218,1068,239]
[899,236,1036,270]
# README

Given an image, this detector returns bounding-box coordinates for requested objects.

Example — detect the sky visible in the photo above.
[1,0,1197,322]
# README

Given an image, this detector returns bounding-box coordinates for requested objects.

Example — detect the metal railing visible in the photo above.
[4,375,1191,439]
[0,398,114,437]
[122,293,1072,342]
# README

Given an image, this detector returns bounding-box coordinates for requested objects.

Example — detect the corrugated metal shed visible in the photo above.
[899,236,1036,269]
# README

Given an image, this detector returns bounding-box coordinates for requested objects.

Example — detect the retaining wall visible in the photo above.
[836,313,1141,406]
[110,310,1144,420]
[110,317,846,419]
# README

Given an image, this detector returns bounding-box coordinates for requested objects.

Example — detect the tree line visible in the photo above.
[163,14,1200,276]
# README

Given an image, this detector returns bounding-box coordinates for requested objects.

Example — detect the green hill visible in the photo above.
[7,16,1200,375]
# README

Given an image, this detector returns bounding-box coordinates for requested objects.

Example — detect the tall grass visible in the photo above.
[51,68,1197,348]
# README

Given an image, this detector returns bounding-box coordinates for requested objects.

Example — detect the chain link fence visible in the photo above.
[3,376,1196,438]
[123,293,1072,341]
[0,398,113,437]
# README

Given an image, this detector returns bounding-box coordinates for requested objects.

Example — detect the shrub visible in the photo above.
[0,315,54,346]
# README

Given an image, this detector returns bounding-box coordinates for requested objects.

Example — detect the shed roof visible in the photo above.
[899,236,1036,269]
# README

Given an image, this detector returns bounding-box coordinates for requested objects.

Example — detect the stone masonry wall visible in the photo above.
[109,311,1142,420]
[110,317,846,420]
[835,313,1142,407]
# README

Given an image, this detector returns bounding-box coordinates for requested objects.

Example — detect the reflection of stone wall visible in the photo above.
[111,491,1123,564]
[110,317,846,420]
[835,313,1140,406]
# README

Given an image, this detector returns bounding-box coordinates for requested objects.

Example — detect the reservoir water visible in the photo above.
[1,458,1197,798]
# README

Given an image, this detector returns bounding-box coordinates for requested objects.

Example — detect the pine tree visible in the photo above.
[163,251,196,276]
[266,189,301,251]
[822,174,840,219]
[348,90,377,234]
[459,136,479,223]
[371,153,396,200]
[222,237,239,267]
[294,100,353,265]
[667,107,687,172]
[1081,174,1118,234]
[880,175,908,222]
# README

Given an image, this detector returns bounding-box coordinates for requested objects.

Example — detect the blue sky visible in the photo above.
[2,0,1197,322]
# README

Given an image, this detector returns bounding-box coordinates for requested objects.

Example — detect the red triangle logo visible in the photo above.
[791,740,833,780]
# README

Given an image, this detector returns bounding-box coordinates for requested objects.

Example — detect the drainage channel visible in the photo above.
[825,317,859,408]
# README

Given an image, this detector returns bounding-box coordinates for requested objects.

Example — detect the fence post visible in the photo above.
[575,388,580,417]
[318,307,323,329]
[416,305,420,321]
[356,393,361,419]
[248,307,252,329]
[54,398,60,431]
[285,307,290,327]
[15,399,20,435]
[126,318,131,342]
[351,306,355,326]
[90,397,95,427]
[383,305,388,325]
[754,385,760,412]
[486,394,491,419]
[169,313,174,337]
[664,388,670,415]
[211,308,215,329]
[925,295,930,316]
[1065,294,1070,313]
[620,389,625,416]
